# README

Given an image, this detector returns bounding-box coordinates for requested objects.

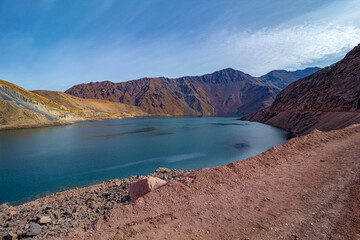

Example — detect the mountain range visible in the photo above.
[0,67,319,129]
[65,67,320,116]
[242,44,360,135]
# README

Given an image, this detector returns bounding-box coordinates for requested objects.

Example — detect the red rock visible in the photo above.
[129,177,167,202]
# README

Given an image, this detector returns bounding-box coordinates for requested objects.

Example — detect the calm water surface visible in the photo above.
[0,117,292,205]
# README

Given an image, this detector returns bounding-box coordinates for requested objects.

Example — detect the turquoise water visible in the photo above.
[0,117,292,205]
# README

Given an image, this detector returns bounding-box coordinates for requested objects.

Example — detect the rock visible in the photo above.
[39,216,51,224]
[0,203,9,211]
[2,232,17,240]
[121,195,130,203]
[310,128,322,135]
[129,177,167,202]
[155,167,171,174]
[53,210,61,219]
[26,223,42,237]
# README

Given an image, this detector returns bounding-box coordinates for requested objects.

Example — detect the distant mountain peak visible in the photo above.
[65,66,318,116]
[259,67,321,89]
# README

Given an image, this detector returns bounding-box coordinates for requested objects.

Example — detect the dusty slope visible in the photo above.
[33,90,147,119]
[0,80,83,129]
[57,124,360,240]
[242,44,360,135]
[65,69,281,116]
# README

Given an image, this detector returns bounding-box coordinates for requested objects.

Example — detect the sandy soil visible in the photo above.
[56,124,360,240]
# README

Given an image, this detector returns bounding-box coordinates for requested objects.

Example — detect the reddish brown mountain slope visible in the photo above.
[242,44,360,135]
[65,69,280,116]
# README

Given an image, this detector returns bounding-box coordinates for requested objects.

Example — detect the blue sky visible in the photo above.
[0,0,360,91]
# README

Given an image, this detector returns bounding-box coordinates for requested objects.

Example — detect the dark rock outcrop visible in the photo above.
[242,44,360,135]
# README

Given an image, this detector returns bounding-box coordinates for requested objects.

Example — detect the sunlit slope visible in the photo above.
[0,80,83,128]
[33,90,148,119]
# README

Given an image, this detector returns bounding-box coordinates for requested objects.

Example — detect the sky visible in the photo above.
[0,0,359,91]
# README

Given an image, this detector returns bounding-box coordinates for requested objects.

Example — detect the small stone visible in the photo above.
[53,210,61,219]
[2,232,17,240]
[0,203,9,211]
[26,223,42,237]
[19,207,28,213]
[39,216,51,224]
[155,167,171,173]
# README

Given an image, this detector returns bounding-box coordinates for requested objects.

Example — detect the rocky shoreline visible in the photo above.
[0,168,192,239]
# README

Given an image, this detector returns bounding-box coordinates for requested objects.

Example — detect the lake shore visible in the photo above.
[0,114,202,131]
[0,168,192,239]
[52,124,360,239]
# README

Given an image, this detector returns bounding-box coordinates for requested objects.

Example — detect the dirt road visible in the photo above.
[57,124,360,239]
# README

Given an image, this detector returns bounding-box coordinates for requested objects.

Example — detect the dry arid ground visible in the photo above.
[56,124,360,240]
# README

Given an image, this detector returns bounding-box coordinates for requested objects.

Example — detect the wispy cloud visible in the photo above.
[1,0,359,90]
[214,22,360,75]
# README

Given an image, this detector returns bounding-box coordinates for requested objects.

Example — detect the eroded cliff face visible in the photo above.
[242,44,360,135]
[65,68,281,116]
[0,80,84,128]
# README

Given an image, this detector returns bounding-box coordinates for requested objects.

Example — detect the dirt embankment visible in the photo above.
[53,124,360,240]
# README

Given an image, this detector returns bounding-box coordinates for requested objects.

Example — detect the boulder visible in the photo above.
[26,223,42,237]
[39,216,51,224]
[129,177,167,202]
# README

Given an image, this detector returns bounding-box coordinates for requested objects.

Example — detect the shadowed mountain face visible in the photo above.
[65,68,318,116]
[242,44,360,135]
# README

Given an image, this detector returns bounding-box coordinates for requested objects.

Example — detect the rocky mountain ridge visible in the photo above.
[65,67,319,116]
[259,67,321,89]
[242,44,360,135]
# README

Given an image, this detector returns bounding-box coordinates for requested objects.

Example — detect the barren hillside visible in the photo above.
[242,44,360,135]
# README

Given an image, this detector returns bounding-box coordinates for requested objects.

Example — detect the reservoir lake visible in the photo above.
[0,117,292,205]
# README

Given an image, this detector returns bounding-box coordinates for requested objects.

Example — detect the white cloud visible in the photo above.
[215,22,360,75]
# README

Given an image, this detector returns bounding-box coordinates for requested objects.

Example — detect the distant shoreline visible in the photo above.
[0,114,244,131]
